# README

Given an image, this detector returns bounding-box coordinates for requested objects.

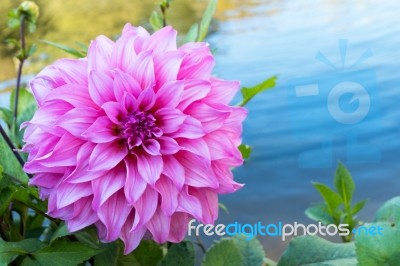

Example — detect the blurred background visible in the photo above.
[1,0,400,260]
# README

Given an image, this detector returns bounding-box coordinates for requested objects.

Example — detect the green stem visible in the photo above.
[13,14,27,135]
[0,124,27,168]
[12,198,58,223]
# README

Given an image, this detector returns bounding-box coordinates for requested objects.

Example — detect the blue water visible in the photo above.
[209,0,400,259]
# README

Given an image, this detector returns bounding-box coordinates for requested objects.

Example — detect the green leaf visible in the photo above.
[94,242,119,266]
[305,204,335,225]
[303,257,358,265]
[232,235,266,266]
[160,241,195,266]
[10,88,36,119]
[238,76,277,106]
[198,0,217,41]
[50,223,70,243]
[40,40,86,58]
[374,196,400,224]
[183,23,199,43]
[238,144,252,159]
[27,44,37,57]
[219,203,229,214]
[0,186,16,216]
[0,238,45,265]
[21,239,103,266]
[352,199,367,215]
[0,107,13,127]
[333,162,355,204]
[202,238,244,266]
[355,222,400,265]
[0,134,29,185]
[312,182,343,215]
[130,240,163,266]
[149,11,164,31]
[277,236,356,266]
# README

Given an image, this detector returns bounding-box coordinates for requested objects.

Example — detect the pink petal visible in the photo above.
[177,138,210,160]
[112,32,138,71]
[137,86,156,112]
[121,212,147,254]
[158,136,181,155]
[169,116,205,139]
[155,176,178,216]
[208,78,240,104]
[204,131,243,166]
[155,108,186,134]
[185,102,231,133]
[56,182,92,209]
[190,188,219,224]
[112,69,141,100]
[54,59,88,85]
[124,157,147,203]
[92,163,126,210]
[168,212,189,243]
[29,173,61,189]
[177,151,219,188]
[102,101,125,124]
[82,116,118,143]
[146,207,170,243]
[88,70,115,107]
[88,142,128,172]
[155,81,184,109]
[87,35,115,73]
[127,51,155,90]
[97,191,132,242]
[142,139,161,156]
[212,160,244,194]
[67,196,98,232]
[162,155,185,190]
[55,107,98,137]
[66,142,99,183]
[136,152,163,186]
[178,43,214,79]
[146,26,177,53]
[177,80,211,111]
[43,84,96,108]
[153,51,184,88]
[132,187,158,230]
[177,186,202,220]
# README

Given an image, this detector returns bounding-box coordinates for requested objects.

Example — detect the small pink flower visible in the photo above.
[23,24,247,253]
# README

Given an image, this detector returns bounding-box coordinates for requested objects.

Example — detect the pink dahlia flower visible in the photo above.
[22,24,247,253]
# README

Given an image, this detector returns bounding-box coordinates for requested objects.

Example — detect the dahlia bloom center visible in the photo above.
[121,111,162,150]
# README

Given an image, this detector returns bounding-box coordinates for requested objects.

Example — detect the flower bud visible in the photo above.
[18,1,39,21]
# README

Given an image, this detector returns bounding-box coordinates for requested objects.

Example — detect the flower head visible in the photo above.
[23,24,247,253]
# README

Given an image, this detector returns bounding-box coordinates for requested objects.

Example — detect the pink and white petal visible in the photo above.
[204,131,243,166]
[97,191,132,242]
[212,160,244,194]
[124,157,147,204]
[142,139,161,156]
[67,196,98,232]
[146,207,170,243]
[177,80,211,111]
[88,142,128,172]
[66,142,100,183]
[112,69,142,100]
[30,66,64,106]
[29,101,74,129]
[158,136,181,155]
[82,116,118,143]
[42,84,96,108]
[146,26,177,53]
[29,173,62,189]
[88,70,115,107]
[102,101,125,124]
[153,51,184,88]
[185,102,231,133]
[177,151,219,188]
[56,181,92,209]
[169,116,205,139]
[132,187,158,230]
[137,86,156,112]
[178,43,214,80]
[136,152,163,186]
[177,138,210,160]
[53,58,88,85]
[87,35,115,73]
[55,107,98,137]
[221,106,247,146]
[168,212,189,243]
[92,164,126,210]
[162,155,185,190]
[207,78,240,104]
[189,188,219,224]
[154,108,186,134]
[154,81,184,109]
[155,176,178,216]
[127,51,155,90]
[177,186,202,220]
[122,92,138,114]
[112,32,138,71]
[121,211,147,254]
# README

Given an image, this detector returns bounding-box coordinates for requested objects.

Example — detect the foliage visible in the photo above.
[305,162,367,242]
